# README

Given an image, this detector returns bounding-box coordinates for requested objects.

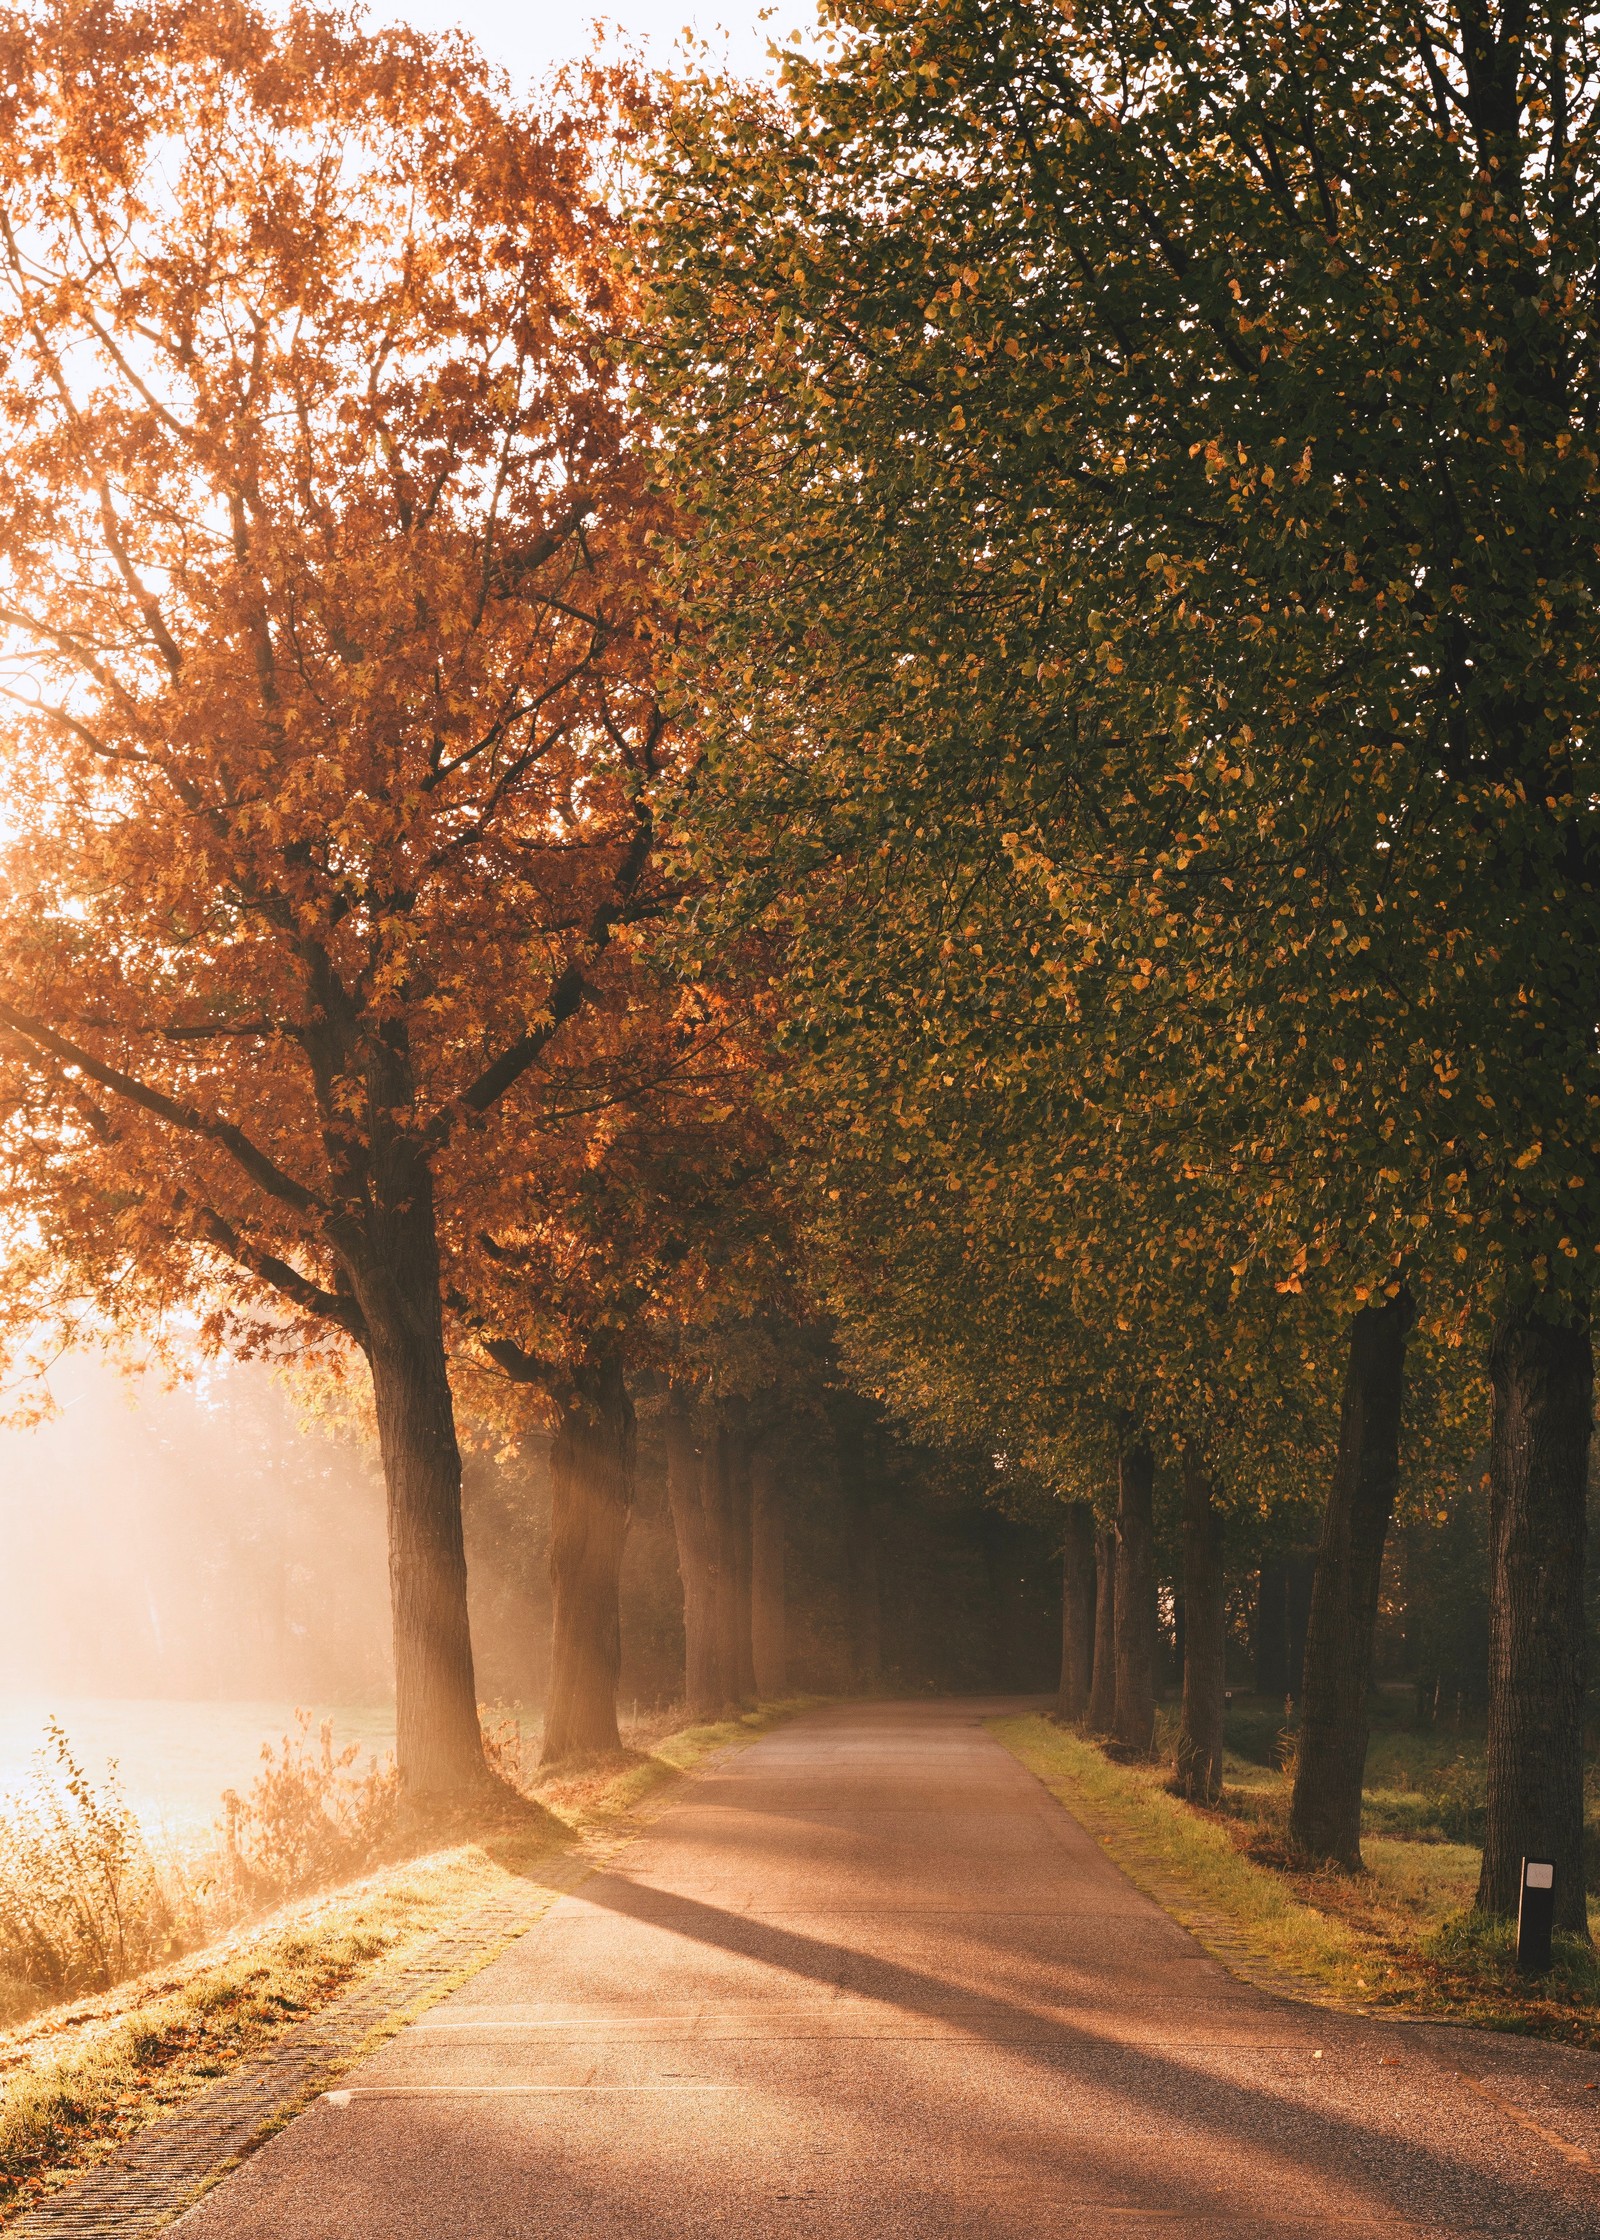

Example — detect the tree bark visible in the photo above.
[832,1397,884,1690]
[852,1514,883,1688]
[729,1407,758,1701]
[1285,1552,1315,1699]
[352,1195,485,1801]
[1174,1449,1226,1801]
[1087,1525,1118,1732]
[1476,1302,1591,1933]
[1254,1559,1289,1698]
[664,1391,726,1717]
[1113,1443,1158,1754]
[702,1404,755,1707]
[1056,1501,1096,1722]
[750,1433,787,1698]
[1289,1290,1414,1868]
[542,1352,635,1763]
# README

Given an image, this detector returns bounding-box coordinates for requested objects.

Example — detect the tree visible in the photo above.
[455,969,786,1756]
[661,1306,834,1719]
[0,1,669,1798]
[1289,1291,1415,1864]
[1056,1500,1096,1723]
[1112,1441,1158,1755]
[1479,1309,1592,1919]
[1174,1452,1227,1802]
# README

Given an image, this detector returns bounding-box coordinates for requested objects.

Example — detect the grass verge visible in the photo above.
[991,1712,1600,2047]
[0,1699,804,2223]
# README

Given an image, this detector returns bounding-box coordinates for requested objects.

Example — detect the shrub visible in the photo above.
[478,1704,531,1794]
[1421,1754,1488,1844]
[0,1723,183,2022]
[220,1715,399,1904]
[1223,1702,1289,1766]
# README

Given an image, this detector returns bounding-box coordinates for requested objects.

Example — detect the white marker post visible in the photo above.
[1517,1858,1555,1974]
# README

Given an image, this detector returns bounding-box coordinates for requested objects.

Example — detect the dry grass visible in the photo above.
[992,1711,1600,2047]
[0,1698,806,2222]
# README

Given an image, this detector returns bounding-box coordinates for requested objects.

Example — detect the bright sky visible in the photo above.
[361,0,815,84]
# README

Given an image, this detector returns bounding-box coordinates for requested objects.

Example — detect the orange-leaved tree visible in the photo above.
[455,973,780,1759]
[0,0,672,1797]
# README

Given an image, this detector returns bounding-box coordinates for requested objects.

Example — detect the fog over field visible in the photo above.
[0,1358,393,1706]
[0,1360,394,1824]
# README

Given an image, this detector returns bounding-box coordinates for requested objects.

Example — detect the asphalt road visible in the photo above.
[175,1699,1600,2239]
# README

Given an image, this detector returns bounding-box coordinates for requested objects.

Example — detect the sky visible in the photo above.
[359,0,816,84]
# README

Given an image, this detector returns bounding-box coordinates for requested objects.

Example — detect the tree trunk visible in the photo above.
[1476,1302,1591,1933]
[853,1514,884,1688]
[542,1352,635,1763]
[703,1404,754,1706]
[1056,1501,1096,1722]
[664,1391,725,1717]
[1288,1289,1414,1868]
[832,1397,883,1690]
[750,1434,787,1698]
[1087,1525,1118,1731]
[1174,1449,1226,1801]
[1113,1443,1157,1754]
[354,1202,485,1801]
[1286,1552,1315,1700]
[729,1406,758,1701]
[1254,1559,1289,1697]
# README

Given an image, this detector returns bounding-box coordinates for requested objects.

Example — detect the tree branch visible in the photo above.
[0,1002,323,1215]
[185,1198,366,1339]
[420,782,659,1151]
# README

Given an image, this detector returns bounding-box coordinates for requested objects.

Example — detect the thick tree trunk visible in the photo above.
[1113,1443,1158,1754]
[542,1353,635,1763]
[750,1435,787,1698]
[1056,1502,1096,1722]
[1087,1526,1118,1732]
[354,1201,485,1801]
[1174,1450,1226,1801]
[703,1411,740,1704]
[664,1392,725,1717]
[1288,1290,1414,1868]
[1476,1303,1591,1933]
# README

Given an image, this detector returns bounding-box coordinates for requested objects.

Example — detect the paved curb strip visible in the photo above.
[6,1874,572,2238]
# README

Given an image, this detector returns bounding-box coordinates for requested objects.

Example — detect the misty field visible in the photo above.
[0,1702,396,1842]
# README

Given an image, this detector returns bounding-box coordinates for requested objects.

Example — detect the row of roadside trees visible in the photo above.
[0,0,1589,1941]
[640,0,1600,1931]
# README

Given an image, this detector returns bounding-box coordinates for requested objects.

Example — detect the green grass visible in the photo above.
[0,1699,806,2224]
[992,1709,1600,2047]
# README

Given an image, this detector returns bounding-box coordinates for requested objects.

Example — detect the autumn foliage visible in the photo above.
[0,0,676,1795]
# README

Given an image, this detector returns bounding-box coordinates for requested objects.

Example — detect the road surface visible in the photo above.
[176,1699,1600,2238]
